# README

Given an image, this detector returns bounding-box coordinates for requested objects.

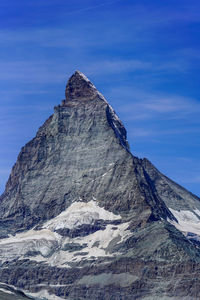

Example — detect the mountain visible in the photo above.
[0,71,200,300]
[0,283,31,300]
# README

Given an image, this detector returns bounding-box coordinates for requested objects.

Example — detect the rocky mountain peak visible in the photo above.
[64,70,99,102]
[0,72,200,299]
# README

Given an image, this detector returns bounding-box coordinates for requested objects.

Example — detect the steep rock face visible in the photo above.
[0,71,173,235]
[142,158,200,248]
[0,71,200,300]
[0,283,31,300]
[65,70,99,101]
[142,158,200,212]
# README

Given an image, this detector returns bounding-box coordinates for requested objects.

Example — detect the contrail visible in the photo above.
[66,0,123,16]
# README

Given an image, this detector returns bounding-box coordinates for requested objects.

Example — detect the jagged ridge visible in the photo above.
[0,71,200,300]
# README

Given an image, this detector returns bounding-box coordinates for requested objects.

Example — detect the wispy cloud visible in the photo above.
[108,87,200,121]
[179,174,200,184]
[129,127,200,139]
[128,128,155,138]
[0,57,181,85]
[0,60,69,83]
[84,59,152,75]
[0,25,130,49]
[105,85,200,142]
[0,169,10,175]
[63,0,123,16]
[130,2,200,26]
[0,57,192,87]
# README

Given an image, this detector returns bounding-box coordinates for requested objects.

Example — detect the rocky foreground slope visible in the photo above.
[0,71,200,299]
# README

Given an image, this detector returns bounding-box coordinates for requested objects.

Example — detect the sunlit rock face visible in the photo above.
[0,71,200,300]
[0,71,172,235]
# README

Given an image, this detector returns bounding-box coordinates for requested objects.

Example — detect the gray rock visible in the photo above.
[0,71,200,299]
[142,158,200,212]
[0,71,173,234]
[0,283,31,300]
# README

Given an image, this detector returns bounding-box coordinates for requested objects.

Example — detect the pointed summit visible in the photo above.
[65,70,99,101]
[0,72,200,299]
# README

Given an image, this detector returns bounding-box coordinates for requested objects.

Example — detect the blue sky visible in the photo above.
[0,0,200,196]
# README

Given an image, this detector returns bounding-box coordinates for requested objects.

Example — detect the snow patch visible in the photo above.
[43,200,121,231]
[27,289,63,300]
[169,208,200,236]
[0,288,14,295]
[44,221,131,268]
[194,208,200,217]
[0,200,130,267]
[0,229,60,245]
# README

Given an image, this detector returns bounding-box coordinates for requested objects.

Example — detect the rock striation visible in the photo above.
[0,71,200,299]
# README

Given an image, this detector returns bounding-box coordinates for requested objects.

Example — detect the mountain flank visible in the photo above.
[0,71,200,299]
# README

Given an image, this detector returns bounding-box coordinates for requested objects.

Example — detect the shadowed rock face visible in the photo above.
[0,71,200,299]
[65,70,99,101]
[0,71,173,235]
[0,283,31,300]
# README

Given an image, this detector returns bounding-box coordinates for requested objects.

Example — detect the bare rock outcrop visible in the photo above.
[0,71,200,299]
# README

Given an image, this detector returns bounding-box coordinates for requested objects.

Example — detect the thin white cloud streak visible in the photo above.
[26,1,200,28]
[0,25,131,48]
[129,3,200,26]
[84,60,153,74]
[26,0,123,16]
[129,127,200,139]
[0,90,53,99]
[0,29,91,49]
[63,0,123,16]
[108,87,200,121]
[0,61,70,83]
[0,2,199,51]
[0,169,10,175]
[179,174,200,184]
[1,3,199,50]
[105,86,200,139]
[129,128,154,138]
[0,59,150,84]
[187,176,200,184]
[0,105,54,120]
[0,57,189,85]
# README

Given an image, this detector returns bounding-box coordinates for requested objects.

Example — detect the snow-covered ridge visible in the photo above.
[0,287,14,295]
[0,200,131,267]
[169,208,200,242]
[43,200,121,231]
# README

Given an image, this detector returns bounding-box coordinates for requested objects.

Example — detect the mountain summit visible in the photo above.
[65,70,100,101]
[0,72,200,299]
